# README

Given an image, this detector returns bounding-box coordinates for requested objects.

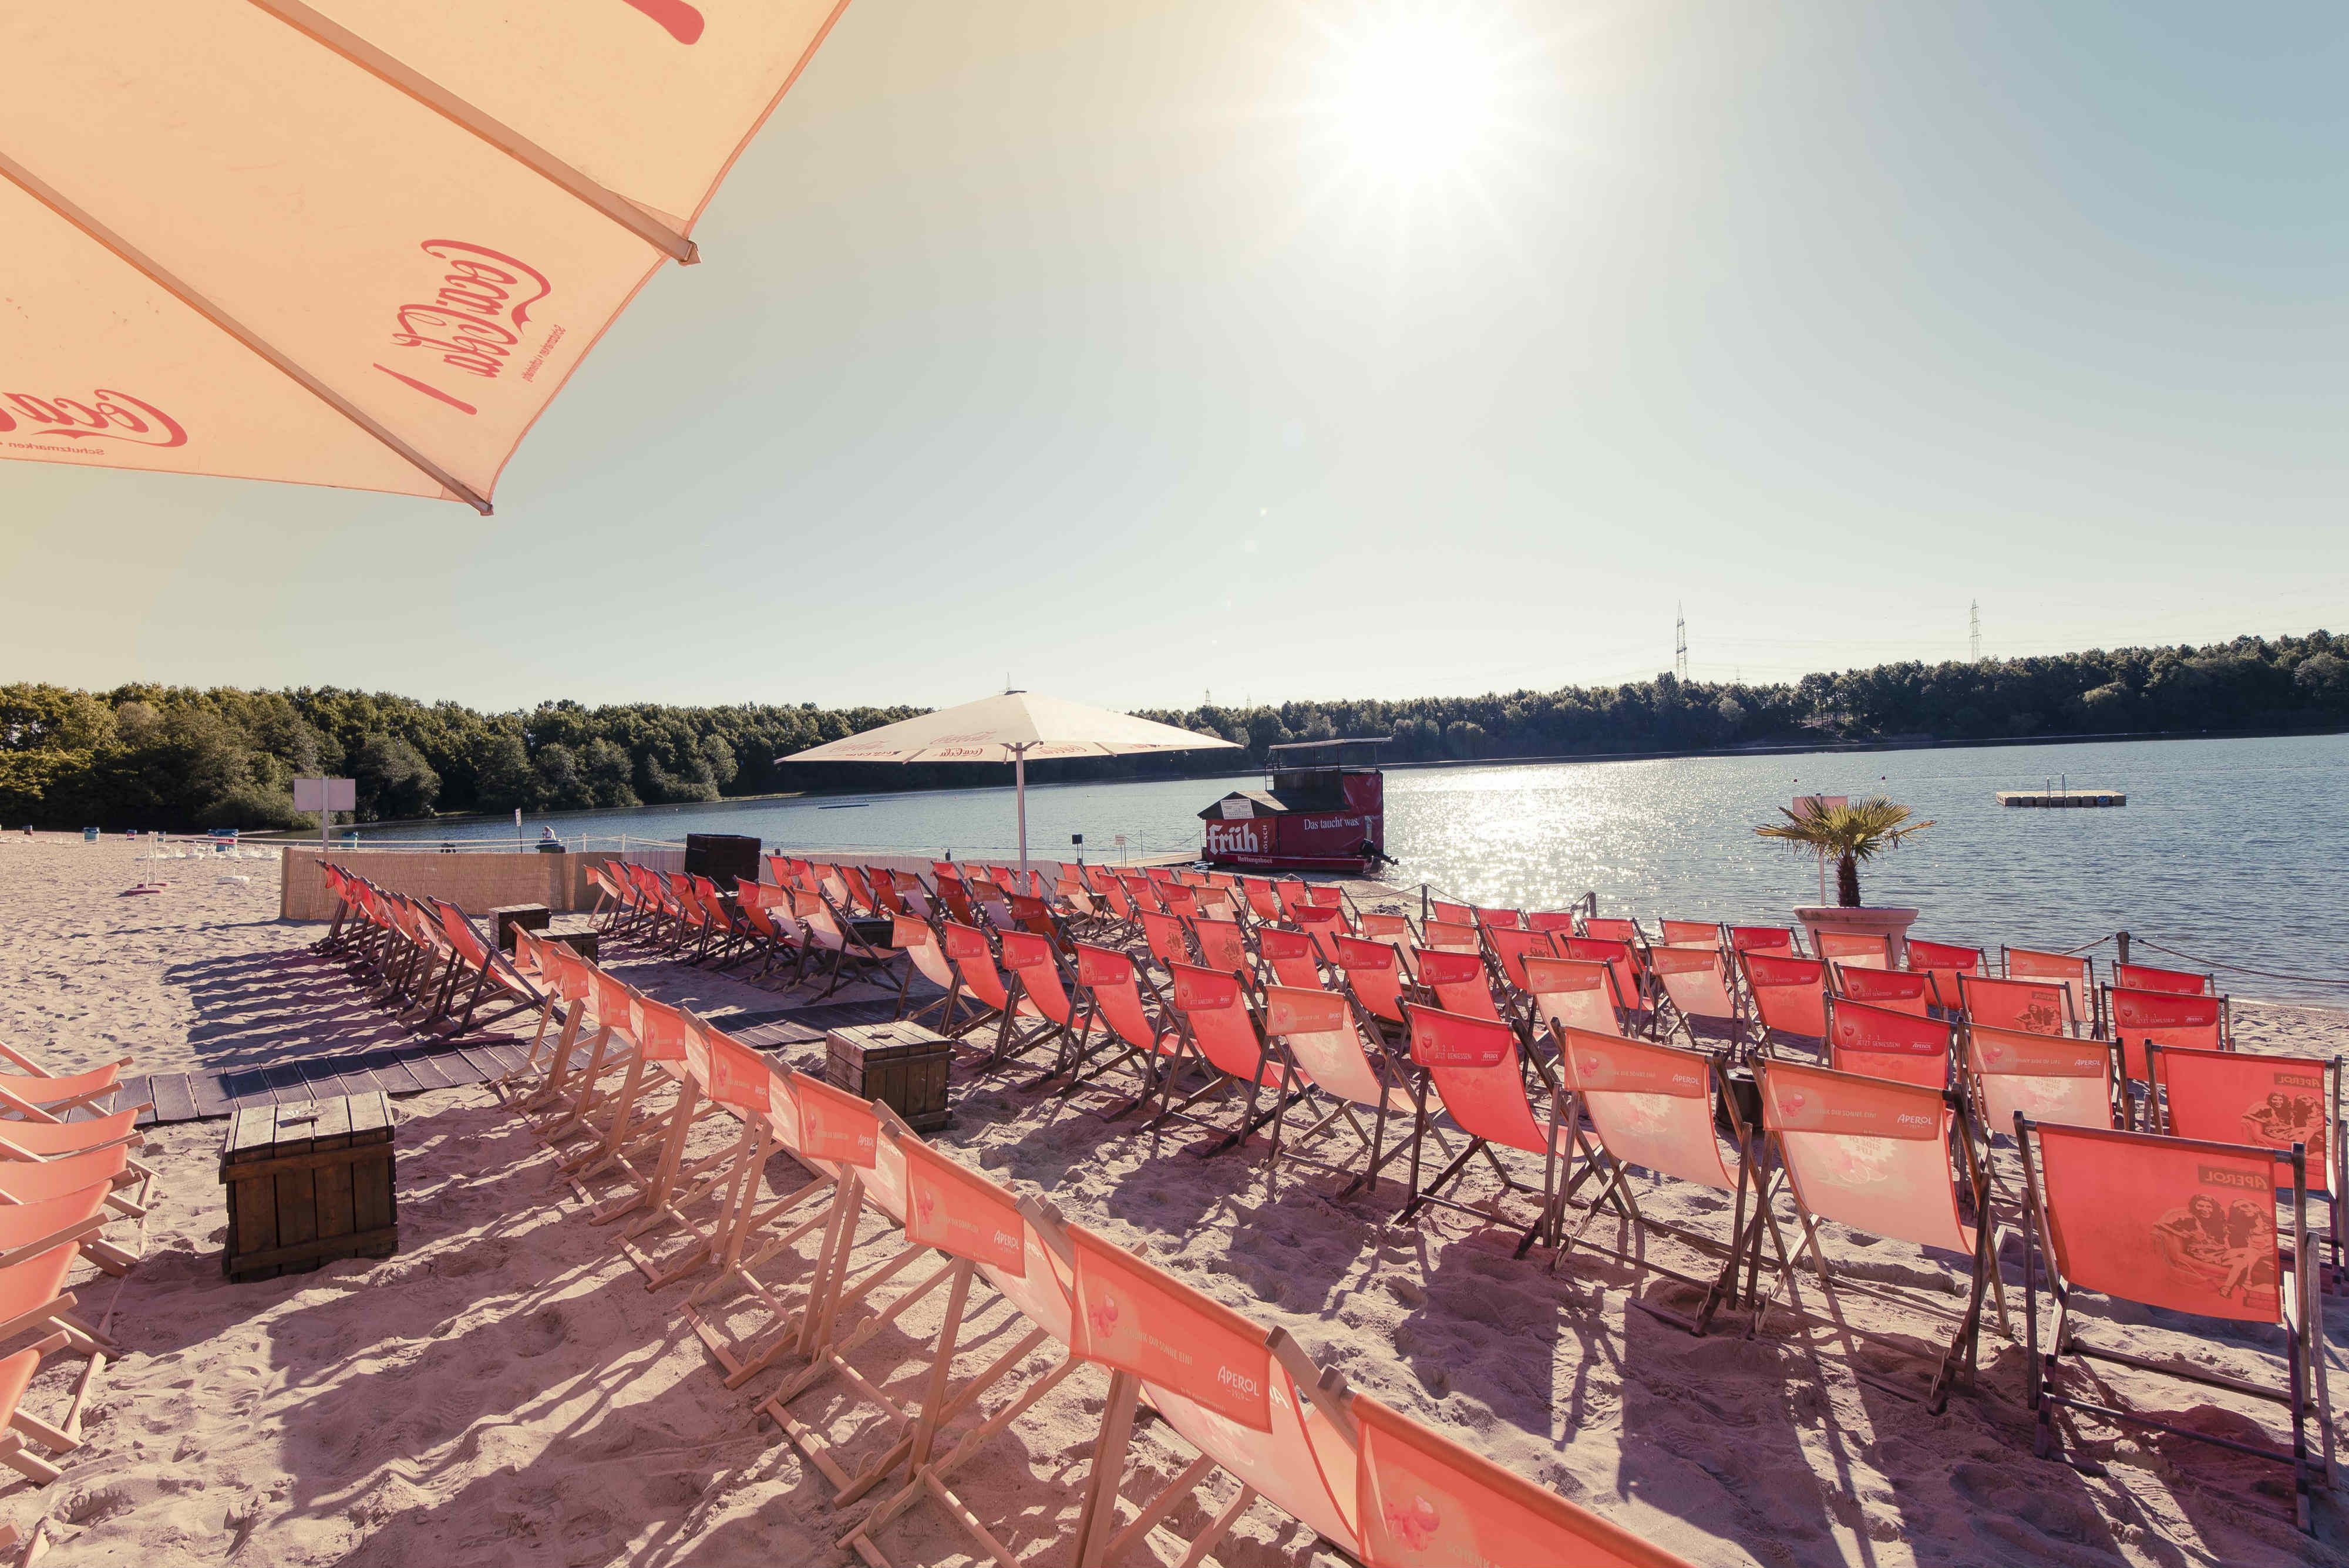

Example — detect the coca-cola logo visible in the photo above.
[0,389,186,448]
[374,240,554,416]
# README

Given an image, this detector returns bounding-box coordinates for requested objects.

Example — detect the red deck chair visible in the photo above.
[1825,996,1954,1091]
[2113,960,2212,995]
[1150,963,1297,1161]
[1419,897,1467,927]
[2106,984,2231,1086]
[1420,918,1478,955]
[992,928,1092,1073]
[429,901,546,1036]
[1740,951,1826,1053]
[1187,914,1254,981]
[1239,876,1284,923]
[2005,946,2097,1032]
[1564,934,1648,1017]
[1553,1025,1757,1332]
[890,913,958,1028]
[1658,919,1722,950]
[1480,926,1554,999]
[2148,1044,2343,1293]
[1832,964,1931,1018]
[1160,883,1201,922]
[1959,972,2081,1038]
[1005,892,1064,951]
[1054,1226,1362,1568]
[1136,909,1193,975]
[1902,938,1985,1012]
[1255,982,1422,1197]
[1729,923,1798,956]
[1647,944,1743,1048]
[1582,914,1644,945]
[932,872,980,928]
[1397,1004,1566,1254]
[1276,879,1318,918]
[2017,1118,2333,1530]
[1054,941,1180,1105]
[1522,954,1630,1039]
[1256,926,1325,991]
[1412,947,1504,1026]
[937,921,1013,1041]
[1526,909,1580,936]
[1473,904,1523,931]
[1355,910,1419,974]
[1347,1388,1691,1568]
[1813,928,1892,970]
[1294,903,1350,963]
[1332,934,1410,1037]
[1754,1058,2002,1409]
[1096,870,1141,930]
[1964,1024,2118,1140]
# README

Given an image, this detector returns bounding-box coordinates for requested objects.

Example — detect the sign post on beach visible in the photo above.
[295,778,357,856]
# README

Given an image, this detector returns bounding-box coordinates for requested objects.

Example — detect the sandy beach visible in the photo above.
[4,835,2344,1566]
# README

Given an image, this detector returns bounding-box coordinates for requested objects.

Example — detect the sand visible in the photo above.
[1,834,2344,1566]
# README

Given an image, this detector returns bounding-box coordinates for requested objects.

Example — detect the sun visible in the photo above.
[1318,6,1509,187]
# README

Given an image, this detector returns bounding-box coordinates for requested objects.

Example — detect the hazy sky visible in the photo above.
[5,1,2344,711]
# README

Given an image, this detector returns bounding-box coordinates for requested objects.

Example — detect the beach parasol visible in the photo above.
[0,1,848,514]
[782,692,1241,872]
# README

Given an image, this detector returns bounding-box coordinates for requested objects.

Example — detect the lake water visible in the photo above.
[365,734,2348,1003]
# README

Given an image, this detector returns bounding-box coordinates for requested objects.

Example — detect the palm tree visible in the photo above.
[1755,796,1932,907]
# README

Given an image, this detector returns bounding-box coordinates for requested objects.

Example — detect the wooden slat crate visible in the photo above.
[219,1091,398,1281]
[826,1021,952,1132]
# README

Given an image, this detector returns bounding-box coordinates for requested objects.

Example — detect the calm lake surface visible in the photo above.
[366,735,2348,1003]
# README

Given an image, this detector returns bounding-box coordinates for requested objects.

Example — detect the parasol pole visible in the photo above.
[1014,743,1029,874]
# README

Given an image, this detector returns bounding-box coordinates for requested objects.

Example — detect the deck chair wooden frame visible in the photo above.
[1146,963,1305,1166]
[1247,983,1425,1199]
[0,1330,100,1489]
[613,1021,770,1288]
[2016,1116,2334,1532]
[1748,1058,2005,1412]
[1394,1003,1570,1257]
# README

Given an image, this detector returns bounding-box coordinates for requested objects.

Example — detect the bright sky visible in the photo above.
[5,1,2344,710]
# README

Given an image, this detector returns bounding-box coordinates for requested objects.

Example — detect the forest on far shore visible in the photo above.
[1,630,2341,832]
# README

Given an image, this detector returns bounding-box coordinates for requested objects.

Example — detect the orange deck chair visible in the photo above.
[1647,944,1744,1049]
[2148,1044,2343,1294]
[1396,1005,1567,1256]
[1563,935,1650,1023]
[1728,923,1799,956]
[1332,934,1411,1044]
[1149,963,1297,1162]
[1420,917,1480,955]
[1294,903,1351,964]
[1553,1025,1758,1333]
[780,1128,1065,1513]
[1752,1058,2003,1410]
[1345,1388,1692,1568]
[889,912,963,1033]
[1963,1024,2118,1146]
[1256,926,1325,991]
[991,928,1093,1075]
[2017,1117,2333,1531]
[1739,950,1827,1054]
[937,921,1016,1043]
[679,1065,852,1388]
[1824,996,1954,1091]
[1252,982,1423,1197]
[1905,938,1985,1012]
[2004,945,2098,1032]
[1058,1226,1359,1568]
[1521,954,1631,1040]
[1958,972,2082,1038]
[836,1196,1085,1568]
[1135,909,1193,977]
[1047,943,1179,1108]
[615,1020,772,1289]
[2105,983,2232,1088]
[1658,918,1722,949]
[1187,914,1254,983]
[1830,963,1932,1018]
[2112,959,2212,995]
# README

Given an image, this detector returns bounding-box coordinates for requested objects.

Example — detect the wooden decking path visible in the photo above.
[119,995,924,1129]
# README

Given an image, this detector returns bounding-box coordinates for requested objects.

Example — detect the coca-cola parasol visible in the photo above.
[0,1,849,514]
[783,692,1240,872]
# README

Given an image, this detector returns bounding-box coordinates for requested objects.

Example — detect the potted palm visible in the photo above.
[1755,796,1933,961]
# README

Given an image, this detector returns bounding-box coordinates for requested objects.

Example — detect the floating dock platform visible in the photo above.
[1997,789,2125,807]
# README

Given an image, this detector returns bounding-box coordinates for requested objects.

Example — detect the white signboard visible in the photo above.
[1219,797,1256,820]
[294,778,357,813]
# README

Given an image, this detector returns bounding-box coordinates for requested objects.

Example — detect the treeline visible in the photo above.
[1,631,2341,831]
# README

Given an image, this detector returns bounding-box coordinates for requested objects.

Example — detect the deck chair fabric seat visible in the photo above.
[2113,961,2212,996]
[1658,919,1722,949]
[1826,998,1954,1091]
[2004,947,2096,1031]
[1648,945,1741,1046]
[1256,928,1325,991]
[1741,951,1827,1051]
[1965,1026,2116,1136]
[1832,965,1931,1017]
[1906,938,1986,1013]
[0,1065,123,1123]
[1959,973,2081,1039]
[1814,930,1893,970]
[2018,1118,2333,1530]
[1332,936,1409,1029]
[1522,955,1630,1040]
[2106,985,2230,1084]
[1398,1005,1567,1253]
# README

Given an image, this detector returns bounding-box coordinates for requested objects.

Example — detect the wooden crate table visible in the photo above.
[490,903,552,953]
[219,1092,398,1281]
[826,1021,952,1132]
[546,929,600,963]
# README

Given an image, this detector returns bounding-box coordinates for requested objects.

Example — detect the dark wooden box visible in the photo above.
[546,929,600,963]
[220,1092,398,1281]
[490,903,551,953]
[826,1021,952,1132]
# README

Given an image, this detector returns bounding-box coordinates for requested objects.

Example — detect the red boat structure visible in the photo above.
[1198,738,1390,874]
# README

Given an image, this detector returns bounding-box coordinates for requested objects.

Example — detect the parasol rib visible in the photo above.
[246,0,699,264]
[0,147,494,514]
